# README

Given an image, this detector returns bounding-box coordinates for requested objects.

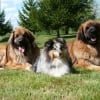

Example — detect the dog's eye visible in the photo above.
[86,26,89,30]
[15,34,19,37]
[23,33,28,38]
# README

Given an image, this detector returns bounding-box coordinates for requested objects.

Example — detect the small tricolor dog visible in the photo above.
[34,38,73,77]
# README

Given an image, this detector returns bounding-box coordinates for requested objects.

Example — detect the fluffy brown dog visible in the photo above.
[67,20,100,70]
[0,27,40,71]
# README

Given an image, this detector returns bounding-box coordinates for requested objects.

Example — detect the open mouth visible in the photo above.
[85,33,97,44]
[91,38,96,42]
[14,37,27,53]
[18,46,25,53]
[88,37,97,44]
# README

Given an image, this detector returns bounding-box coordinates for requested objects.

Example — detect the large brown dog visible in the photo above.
[0,27,40,71]
[67,20,100,70]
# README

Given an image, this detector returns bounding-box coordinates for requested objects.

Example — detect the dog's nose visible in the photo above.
[18,39,22,43]
[88,26,96,34]
[18,39,24,45]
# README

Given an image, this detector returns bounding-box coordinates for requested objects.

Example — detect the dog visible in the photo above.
[0,27,40,71]
[67,20,100,70]
[34,38,73,77]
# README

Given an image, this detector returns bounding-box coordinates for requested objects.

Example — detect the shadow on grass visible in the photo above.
[74,67,94,75]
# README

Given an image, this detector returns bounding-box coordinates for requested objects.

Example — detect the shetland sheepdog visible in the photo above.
[34,38,73,77]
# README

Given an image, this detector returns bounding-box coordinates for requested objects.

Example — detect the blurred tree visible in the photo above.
[64,0,95,34]
[38,0,95,36]
[18,0,40,34]
[18,0,95,37]
[0,10,12,36]
[38,0,65,37]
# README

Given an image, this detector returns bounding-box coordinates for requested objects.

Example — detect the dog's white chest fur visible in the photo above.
[36,53,71,77]
[48,58,70,77]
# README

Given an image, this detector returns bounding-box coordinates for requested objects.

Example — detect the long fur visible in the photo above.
[34,38,73,77]
[0,27,40,70]
[67,20,100,70]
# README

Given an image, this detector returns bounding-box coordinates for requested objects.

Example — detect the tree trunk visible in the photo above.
[65,26,69,34]
[56,29,60,37]
[33,30,35,34]
[34,31,35,34]
[48,29,51,35]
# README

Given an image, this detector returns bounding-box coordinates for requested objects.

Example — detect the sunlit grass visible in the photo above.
[35,33,75,48]
[0,68,100,100]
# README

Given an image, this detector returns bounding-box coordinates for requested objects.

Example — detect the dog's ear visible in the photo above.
[8,30,14,44]
[77,24,86,41]
[45,39,54,49]
[56,38,66,44]
[26,30,35,42]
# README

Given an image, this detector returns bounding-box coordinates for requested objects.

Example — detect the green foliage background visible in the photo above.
[18,0,95,37]
[0,11,12,36]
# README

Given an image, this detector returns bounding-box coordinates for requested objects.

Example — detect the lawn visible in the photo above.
[0,69,100,100]
[0,33,100,100]
[35,32,75,48]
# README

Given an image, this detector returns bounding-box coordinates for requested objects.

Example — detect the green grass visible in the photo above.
[0,69,100,100]
[0,33,100,100]
[35,33,75,48]
[36,34,56,48]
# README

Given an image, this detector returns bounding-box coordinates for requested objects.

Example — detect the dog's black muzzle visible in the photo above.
[85,26,97,45]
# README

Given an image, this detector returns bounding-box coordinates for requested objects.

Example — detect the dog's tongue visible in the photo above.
[18,47,25,53]
[91,38,96,42]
